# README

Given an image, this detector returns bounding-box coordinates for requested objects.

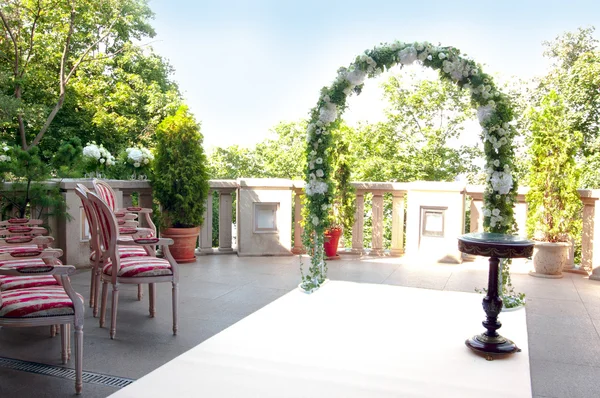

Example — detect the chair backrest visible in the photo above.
[93,179,118,211]
[0,218,44,227]
[74,184,100,255]
[87,192,119,267]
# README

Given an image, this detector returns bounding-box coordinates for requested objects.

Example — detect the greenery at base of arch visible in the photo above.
[301,41,519,295]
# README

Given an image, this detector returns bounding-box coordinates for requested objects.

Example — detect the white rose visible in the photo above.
[312,216,319,226]
[316,158,323,164]
[477,104,495,124]
[316,169,324,178]
[134,162,141,168]
[319,102,337,125]
[492,208,501,217]
[346,68,367,86]
[398,46,418,65]
[490,171,513,195]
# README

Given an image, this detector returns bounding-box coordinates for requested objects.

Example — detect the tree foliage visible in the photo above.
[526,91,582,242]
[0,0,158,151]
[152,106,209,228]
[349,73,481,182]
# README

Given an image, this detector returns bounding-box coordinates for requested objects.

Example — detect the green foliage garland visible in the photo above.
[301,41,519,292]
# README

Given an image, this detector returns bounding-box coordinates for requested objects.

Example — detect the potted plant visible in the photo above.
[324,128,355,259]
[526,91,582,278]
[152,106,210,263]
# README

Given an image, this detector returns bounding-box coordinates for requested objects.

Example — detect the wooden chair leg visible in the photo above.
[149,283,156,318]
[110,284,119,339]
[60,324,68,364]
[50,324,57,337]
[99,281,108,328]
[172,282,179,335]
[137,284,143,301]
[67,324,71,360]
[89,266,96,308]
[74,323,83,395]
[93,270,102,318]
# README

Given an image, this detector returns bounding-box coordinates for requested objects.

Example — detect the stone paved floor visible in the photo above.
[1,254,600,397]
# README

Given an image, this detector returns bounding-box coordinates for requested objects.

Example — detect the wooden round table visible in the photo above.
[458,232,534,360]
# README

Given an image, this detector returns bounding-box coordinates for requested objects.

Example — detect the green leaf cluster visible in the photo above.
[152,106,209,228]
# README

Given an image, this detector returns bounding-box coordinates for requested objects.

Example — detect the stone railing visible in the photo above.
[7,178,600,280]
[291,182,408,256]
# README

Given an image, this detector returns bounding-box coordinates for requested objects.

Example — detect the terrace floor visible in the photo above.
[1,253,600,397]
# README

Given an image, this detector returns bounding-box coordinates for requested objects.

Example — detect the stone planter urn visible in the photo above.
[529,241,570,279]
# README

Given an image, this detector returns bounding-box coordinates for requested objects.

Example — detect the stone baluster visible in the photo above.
[390,191,405,256]
[351,190,365,255]
[371,191,385,256]
[218,189,234,252]
[292,188,305,254]
[197,191,214,255]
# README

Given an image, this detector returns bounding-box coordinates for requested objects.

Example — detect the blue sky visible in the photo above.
[148,0,599,150]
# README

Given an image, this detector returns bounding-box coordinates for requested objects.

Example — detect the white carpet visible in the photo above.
[111,281,531,398]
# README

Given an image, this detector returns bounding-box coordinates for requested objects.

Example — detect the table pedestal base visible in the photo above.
[465,334,520,361]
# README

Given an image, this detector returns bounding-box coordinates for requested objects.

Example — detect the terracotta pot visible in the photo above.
[161,226,200,263]
[530,241,570,278]
[324,228,342,259]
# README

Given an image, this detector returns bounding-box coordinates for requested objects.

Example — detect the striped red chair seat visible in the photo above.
[89,245,147,262]
[0,275,59,291]
[0,244,38,253]
[102,257,173,277]
[0,286,84,318]
[0,258,62,291]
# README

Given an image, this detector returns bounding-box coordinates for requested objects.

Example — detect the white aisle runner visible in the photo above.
[111,281,531,398]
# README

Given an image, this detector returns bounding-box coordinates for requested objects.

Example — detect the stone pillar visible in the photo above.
[371,191,385,256]
[218,190,234,252]
[583,197,598,277]
[138,189,153,229]
[197,191,213,255]
[351,190,365,255]
[390,192,405,256]
[469,195,483,233]
[292,189,305,254]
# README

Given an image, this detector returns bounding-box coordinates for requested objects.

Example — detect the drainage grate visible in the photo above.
[0,356,135,388]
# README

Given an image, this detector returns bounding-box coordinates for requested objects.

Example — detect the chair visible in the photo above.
[75,185,149,317]
[0,221,61,292]
[92,179,156,235]
[0,257,84,394]
[0,244,62,291]
[87,191,179,339]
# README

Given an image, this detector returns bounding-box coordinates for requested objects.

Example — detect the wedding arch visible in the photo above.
[301,41,518,292]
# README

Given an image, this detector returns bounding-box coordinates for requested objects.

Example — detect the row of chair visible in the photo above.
[0,180,180,394]
[0,218,84,394]
[77,180,179,339]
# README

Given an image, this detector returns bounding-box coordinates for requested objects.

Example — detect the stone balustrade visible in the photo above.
[4,178,600,280]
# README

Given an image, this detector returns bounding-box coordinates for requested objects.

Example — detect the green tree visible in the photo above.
[526,91,582,242]
[349,73,481,182]
[537,27,600,187]
[0,0,155,150]
[255,121,306,179]
[152,106,209,228]
[208,145,263,179]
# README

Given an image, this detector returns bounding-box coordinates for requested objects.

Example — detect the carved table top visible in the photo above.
[458,232,534,259]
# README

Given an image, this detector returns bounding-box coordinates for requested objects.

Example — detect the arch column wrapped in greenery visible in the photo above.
[301,41,518,293]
